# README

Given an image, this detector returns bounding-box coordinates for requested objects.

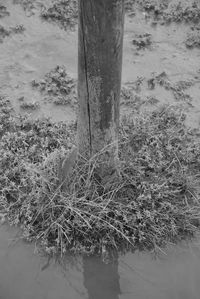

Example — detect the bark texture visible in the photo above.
[77,0,125,165]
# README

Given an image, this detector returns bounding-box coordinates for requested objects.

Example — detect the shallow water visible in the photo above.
[1,225,200,299]
[0,0,200,125]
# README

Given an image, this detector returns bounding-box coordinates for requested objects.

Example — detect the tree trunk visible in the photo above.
[77,0,125,168]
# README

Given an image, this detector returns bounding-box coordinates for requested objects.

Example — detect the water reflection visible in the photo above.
[1,225,200,299]
[83,256,121,299]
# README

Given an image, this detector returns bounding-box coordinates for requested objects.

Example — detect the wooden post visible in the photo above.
[77,0,125,168]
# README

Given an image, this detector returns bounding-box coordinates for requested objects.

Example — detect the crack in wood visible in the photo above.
[80,2,92,155]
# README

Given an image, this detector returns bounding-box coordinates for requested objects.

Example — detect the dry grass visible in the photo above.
[1,97,200,259]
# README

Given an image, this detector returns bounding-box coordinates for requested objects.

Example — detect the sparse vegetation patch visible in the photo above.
[12,0,42,13]
[163,1,200,24]
[147,72,194,106]
[0,24,25,43]
[185,32,200,48]
[121,86,144,110]
[0,5,10,18]
[20,101,40,110]
[129,0,200,24]
[41,0,78,30]
[0,25,10,43]
[132,33,152,50]
[31,65,77,107]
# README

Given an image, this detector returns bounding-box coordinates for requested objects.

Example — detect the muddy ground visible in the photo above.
[0,0,200,127]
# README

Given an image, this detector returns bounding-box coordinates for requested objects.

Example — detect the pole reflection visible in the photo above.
[83,255,121,299]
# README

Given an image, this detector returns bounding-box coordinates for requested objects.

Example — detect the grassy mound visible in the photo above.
[1,98,200,258]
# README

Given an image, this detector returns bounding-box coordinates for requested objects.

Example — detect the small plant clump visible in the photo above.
[125,0,136,15]
[53,96,77,106]
[147,72,194,106]
[136,0,168,13]
[1,100,200,258]
[121,86,144,110]
[10,24,25,34]
[0,25,11,43]
[145,95,159,105]
[31,65,77,106]
[12,0,41,13]
[121,79,147,111]
[185,32,200,49]
[20,101,40,110]
[41,0,78,30]
[0,24,25,43]
[132,33,152,50]
[0,5,10,18]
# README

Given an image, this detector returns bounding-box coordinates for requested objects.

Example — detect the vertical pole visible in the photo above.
[77,0,125,167]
